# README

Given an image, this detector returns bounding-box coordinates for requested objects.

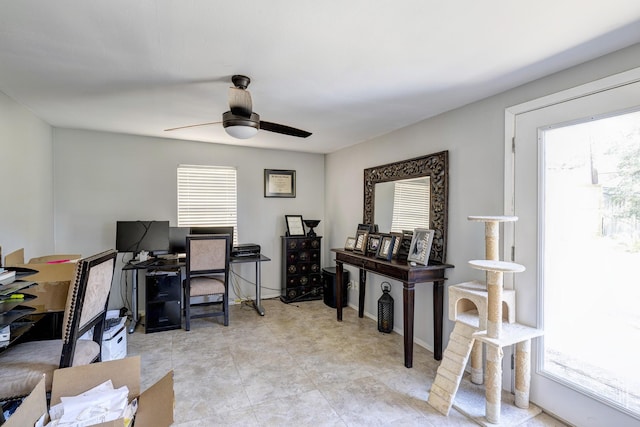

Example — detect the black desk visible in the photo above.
[331,248,453,366]
[122,254,270,333]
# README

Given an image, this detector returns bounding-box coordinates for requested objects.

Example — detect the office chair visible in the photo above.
[0,249,116,401]
[183,234,230,331]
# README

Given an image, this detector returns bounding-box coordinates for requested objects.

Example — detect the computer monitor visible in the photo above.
[115,220,170,255]
[169,226,190,255]
[189,226,234,248]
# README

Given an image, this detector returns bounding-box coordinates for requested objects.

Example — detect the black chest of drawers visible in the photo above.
[280,236,322,303]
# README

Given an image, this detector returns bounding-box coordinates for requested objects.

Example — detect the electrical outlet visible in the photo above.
[349,280,358,291]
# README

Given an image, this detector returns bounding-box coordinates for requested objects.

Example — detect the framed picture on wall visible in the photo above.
[265,169,296,198]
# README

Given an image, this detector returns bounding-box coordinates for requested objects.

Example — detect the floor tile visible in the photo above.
[127,298,569,426]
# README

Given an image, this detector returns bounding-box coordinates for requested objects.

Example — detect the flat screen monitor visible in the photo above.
[169,227,190,255]
[189,226,234,247]
[115,220,170,255]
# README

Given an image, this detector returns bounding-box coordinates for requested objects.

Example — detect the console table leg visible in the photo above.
[358,268,366,318]
[336,261,344,321]
[403,281,415,368]
[433,280,444,360]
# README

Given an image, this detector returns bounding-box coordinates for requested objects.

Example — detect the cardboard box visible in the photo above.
[4,356,174,427]
[17,262,76,313]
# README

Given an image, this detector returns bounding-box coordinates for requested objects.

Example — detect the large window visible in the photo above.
[177,164,238,245]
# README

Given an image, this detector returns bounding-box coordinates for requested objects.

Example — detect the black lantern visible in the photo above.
[378,281,394,333]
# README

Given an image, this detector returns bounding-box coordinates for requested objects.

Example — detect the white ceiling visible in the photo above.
[1,1,640,154]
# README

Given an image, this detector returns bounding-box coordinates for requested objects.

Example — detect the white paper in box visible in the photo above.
[3,356,174,427]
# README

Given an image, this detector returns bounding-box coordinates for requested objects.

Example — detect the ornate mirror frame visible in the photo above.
[363,150,449,263]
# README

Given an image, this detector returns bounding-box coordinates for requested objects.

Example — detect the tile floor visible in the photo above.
[127,298,568,426]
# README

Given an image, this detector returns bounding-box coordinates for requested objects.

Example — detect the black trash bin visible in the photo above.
[322,267,349,308]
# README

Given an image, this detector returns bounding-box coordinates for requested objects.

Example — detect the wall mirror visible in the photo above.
[363,151,448,263]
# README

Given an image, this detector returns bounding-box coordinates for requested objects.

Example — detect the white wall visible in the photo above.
[324,42,640,354]
[0,91,54,262]
[52,128,325,309]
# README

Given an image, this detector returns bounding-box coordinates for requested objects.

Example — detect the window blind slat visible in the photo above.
[390,180,430,233]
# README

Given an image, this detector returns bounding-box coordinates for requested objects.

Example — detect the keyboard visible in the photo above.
[130,259,156,268]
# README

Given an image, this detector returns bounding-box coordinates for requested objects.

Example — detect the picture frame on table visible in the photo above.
[376,234,396,261]
[353,230,368,254]
[366,234,381,255]
[407,228,435,265]
[344,236,356,251]
[265,169,296,198]
[357,223,373,232]
[285,215,306,236]
[396,230,413,261]
[390,232,403,259]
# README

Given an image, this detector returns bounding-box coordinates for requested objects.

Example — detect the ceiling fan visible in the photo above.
[165,75,312,139]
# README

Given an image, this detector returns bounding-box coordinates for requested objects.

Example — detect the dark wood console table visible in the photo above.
[331,248,453,367]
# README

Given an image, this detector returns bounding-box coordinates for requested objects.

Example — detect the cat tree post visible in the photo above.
[469,259,525,424]
[467,215,517,384]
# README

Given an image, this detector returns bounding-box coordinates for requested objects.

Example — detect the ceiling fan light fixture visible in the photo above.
[223,111,260,139]
[225,124,259,139]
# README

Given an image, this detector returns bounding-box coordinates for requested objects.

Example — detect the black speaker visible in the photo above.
[322,267,349,308]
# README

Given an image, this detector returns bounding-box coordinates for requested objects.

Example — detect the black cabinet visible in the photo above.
[145,270,181,333]
[281,236,322,303]
[322,267,349,308]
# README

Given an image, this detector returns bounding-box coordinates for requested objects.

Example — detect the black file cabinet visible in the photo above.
[281,236,322,303]
[145,270,181,333]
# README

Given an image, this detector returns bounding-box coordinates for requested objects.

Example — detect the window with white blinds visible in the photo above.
[390,179,430,232]
[177,164,238,245]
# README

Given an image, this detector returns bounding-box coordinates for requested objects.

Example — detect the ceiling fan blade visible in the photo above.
[260,121,312,138]
[164,121,221,132]
[228,87,252,117]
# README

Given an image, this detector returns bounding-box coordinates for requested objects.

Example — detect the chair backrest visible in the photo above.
[60,249,117,367]
[186,234,230,276]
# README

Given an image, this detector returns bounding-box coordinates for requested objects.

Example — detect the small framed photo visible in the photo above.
[265,169,296,198]
[376,234,396,261]
[345,236,356,251]
[390,232,403,259]
[285,215,306,236]
[353,230,368,254]
[396,230,413,261]
[357,223,370,232]
[366,234,381,255]
[407,228,435,265]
